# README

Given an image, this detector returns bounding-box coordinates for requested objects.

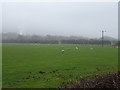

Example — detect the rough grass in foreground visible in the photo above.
[59,71,120,88]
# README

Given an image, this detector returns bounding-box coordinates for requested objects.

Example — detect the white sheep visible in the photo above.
[61,50,65,54]
[90,48,93,50]
[76,47,78,50]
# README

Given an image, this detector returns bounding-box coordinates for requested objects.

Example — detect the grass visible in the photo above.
[2,43,118,88]
[0,43,2,89]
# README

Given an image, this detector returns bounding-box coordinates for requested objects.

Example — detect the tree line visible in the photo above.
[2,32,117,45]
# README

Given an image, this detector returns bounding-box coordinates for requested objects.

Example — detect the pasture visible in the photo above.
[2,44,118,88]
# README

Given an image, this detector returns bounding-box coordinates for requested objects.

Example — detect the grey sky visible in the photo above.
[2,2,118,38]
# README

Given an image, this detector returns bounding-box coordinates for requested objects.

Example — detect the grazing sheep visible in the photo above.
[61,50,65,54]
[76,47,78,50]
[90,48,93,50]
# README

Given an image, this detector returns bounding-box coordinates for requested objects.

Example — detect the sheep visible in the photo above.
[90,48,93,50]
[76,47,78,50]
[61,50,65,54]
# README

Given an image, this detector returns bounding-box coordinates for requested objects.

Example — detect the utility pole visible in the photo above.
[101,30,106,47]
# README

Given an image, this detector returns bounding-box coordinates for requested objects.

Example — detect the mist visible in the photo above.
[2,2,118,39]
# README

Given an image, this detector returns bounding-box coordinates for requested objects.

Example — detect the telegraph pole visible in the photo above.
[101,30,106,47]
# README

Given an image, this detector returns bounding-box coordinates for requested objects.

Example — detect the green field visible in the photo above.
[2,44,118,88]
[0,44,2,89]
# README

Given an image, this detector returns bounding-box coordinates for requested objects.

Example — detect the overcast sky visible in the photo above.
[2,2,118,38]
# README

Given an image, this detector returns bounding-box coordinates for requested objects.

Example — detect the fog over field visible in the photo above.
[2,2,118,39]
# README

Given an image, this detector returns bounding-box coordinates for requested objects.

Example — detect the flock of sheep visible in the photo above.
[61,46,94,54]
[28,43,118,54]
[60,45,118,54]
